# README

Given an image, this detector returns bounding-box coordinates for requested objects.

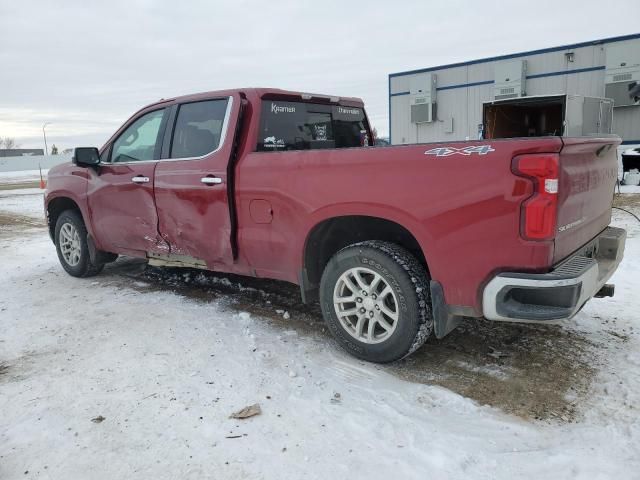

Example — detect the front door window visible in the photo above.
[111,109,165,163]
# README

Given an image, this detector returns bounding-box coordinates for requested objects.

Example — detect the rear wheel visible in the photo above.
[320,241,433,363]
[55,210,104,277]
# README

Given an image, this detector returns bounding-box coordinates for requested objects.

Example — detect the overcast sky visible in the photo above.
[1,0,639,151]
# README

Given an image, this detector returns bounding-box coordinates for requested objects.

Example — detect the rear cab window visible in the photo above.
[257,100,371,151]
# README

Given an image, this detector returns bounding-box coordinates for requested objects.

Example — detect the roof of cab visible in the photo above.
[142,88,365,111]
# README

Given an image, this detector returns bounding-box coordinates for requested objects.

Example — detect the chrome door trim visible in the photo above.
[105,96,234,166]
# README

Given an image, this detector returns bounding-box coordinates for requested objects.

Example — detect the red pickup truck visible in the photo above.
[45,88,626,363]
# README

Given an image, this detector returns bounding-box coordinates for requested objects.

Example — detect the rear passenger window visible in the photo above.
[257,101,370,151]
[171,99,229,159]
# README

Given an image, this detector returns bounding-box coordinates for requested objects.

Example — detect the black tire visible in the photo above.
[54,210,104,277]
[319,241,433,363]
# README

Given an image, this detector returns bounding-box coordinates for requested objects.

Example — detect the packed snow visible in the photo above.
[1,187,639,479]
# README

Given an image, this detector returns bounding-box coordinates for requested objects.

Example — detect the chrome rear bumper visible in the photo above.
[483,226,626,322]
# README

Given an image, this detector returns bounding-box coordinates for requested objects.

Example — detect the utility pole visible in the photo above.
[43,122,51,155]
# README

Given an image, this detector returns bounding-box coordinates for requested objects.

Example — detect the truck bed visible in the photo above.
[236,135,620,315]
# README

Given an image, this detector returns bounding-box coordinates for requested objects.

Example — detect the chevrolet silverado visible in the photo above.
[44,88,626,363]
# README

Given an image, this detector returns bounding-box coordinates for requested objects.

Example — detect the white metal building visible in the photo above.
[388,33,640,148]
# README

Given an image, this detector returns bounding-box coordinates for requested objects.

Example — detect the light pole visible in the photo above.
[42,122,51,155]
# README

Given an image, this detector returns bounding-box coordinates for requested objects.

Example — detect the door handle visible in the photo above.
[132,176,150,184]
[201,176,223,185]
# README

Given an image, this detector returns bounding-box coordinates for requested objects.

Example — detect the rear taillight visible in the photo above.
[513,153,559,241]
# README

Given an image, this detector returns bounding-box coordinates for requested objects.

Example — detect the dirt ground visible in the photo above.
[0,211,43,238]
[614,192,640,210]
[1,192,636,423]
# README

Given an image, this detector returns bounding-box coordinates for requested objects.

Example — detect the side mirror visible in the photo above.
[73,147,100,167]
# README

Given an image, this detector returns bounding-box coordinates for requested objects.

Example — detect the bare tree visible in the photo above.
[0,137,20,149]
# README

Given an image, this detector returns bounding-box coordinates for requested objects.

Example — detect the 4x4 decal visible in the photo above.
[424,145,495,157]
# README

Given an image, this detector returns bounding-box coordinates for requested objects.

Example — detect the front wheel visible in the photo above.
[319,241,433,363]
[55,210,104,277]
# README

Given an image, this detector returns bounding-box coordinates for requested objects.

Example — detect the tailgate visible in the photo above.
[553,137,621,263]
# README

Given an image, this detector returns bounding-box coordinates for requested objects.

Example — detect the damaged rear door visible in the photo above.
[153,94,240,268]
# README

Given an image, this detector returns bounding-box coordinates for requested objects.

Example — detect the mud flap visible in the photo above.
[299,268,318,304]
[430,280,464,339]
[87,234,118,264]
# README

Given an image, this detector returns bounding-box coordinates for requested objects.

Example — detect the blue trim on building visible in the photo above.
[389,65,606,97]
[388,32,640,79]
[526,65,605,79]
[437,80,494,91]
[622,140,640,145]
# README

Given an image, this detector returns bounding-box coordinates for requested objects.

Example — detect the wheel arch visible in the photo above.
[46,196,83,240]
[301,214,431,302]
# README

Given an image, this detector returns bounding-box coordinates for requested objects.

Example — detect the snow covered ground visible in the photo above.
[619,184,640,194]
[1,189,640,479]
[0,170,48,186]
[0,188,45,219]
